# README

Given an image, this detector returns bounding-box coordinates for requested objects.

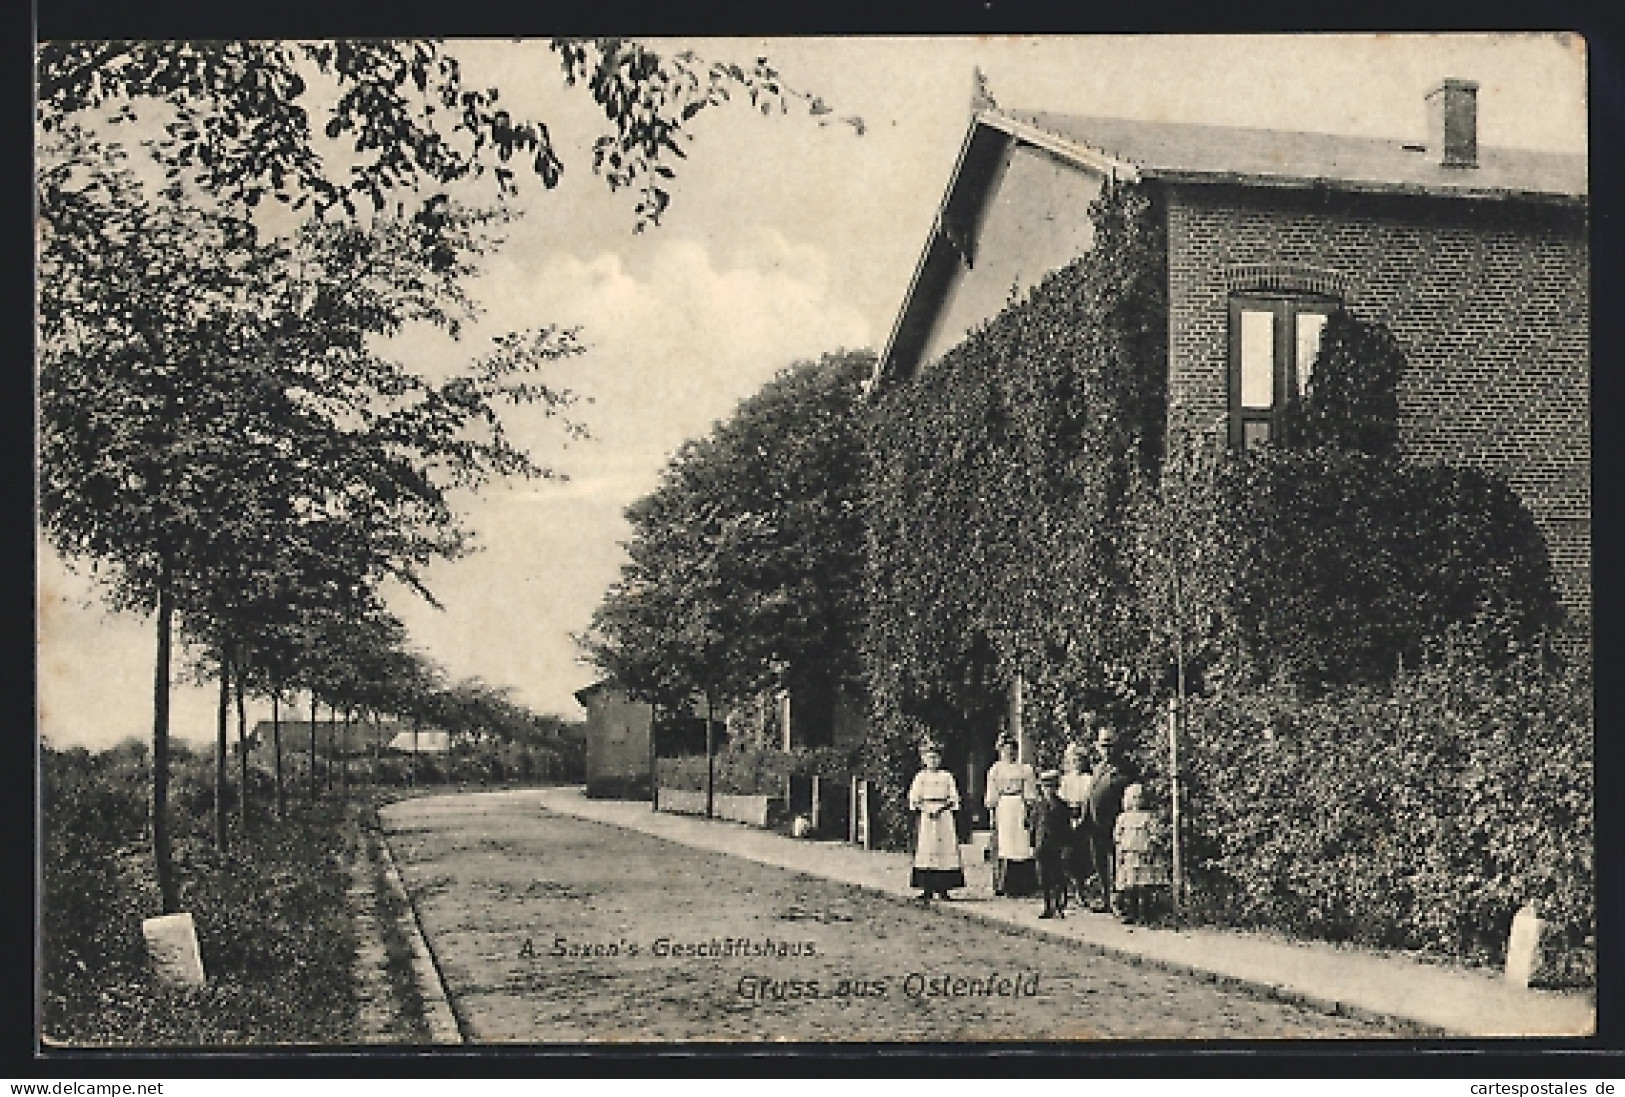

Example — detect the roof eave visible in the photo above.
[872,121,987,396]
[1148,168,1586,207]
[977,110,1139,181]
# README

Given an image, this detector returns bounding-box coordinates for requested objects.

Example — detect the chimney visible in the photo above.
[1426,78,1479,168]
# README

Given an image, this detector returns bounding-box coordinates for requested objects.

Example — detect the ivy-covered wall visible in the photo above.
[859,178,1588,980]
[862,178,1168,845]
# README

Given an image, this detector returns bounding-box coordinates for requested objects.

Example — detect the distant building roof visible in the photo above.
[251,718,441,755]
[992,109,1586,204]
[574,679,620,706]
[387,730,451,754]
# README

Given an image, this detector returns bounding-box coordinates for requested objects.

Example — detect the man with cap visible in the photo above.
[1083,725,1139,914]
[1031,767,1074,919]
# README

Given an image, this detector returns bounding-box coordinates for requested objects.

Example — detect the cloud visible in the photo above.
[395,232,873,715]
[478,230,872,469]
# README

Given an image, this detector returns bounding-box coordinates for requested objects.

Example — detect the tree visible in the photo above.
[582,351,873,810]
[37,39,861,228]
[1277,309,1406,457]
[583,351,871,708]
[38,37,854,906]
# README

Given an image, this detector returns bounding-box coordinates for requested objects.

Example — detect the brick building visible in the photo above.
[876,79,1589,636]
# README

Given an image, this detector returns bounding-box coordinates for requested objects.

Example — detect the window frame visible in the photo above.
[1227,292,1340,450]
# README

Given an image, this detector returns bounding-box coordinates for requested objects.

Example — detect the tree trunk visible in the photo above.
[339,709,351,799]
[215,638,231,851]
[326,703,337,791]
[235,657,249,833]
[309,694,320,801]
[705,693,716,820]
[152,550,179,913]
[272,691,285,822]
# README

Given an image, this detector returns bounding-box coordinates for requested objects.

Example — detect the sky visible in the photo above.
[36,34,1588,751]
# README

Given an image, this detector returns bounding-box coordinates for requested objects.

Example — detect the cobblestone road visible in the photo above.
[383,796,1397,1042]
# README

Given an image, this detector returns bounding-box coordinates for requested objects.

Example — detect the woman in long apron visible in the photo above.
[984,734,1039,897]
[908,739,966,903]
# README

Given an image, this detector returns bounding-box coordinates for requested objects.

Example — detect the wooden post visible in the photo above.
[1171,509,1189,911]
[858,780,871,851]
[849,776,858,844]
[272,692,285,822]
[1168,697,1184,910]
[215,641,230,850]
[649,707,659,812]
[811,775,821,833]
[234,666,248,833]
[1011,672,1027,764]
[309,695,320,801]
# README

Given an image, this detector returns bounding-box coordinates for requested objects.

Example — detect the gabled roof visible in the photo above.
[1011,110,1586,204]
[574,679,623,705]
[875,107,1586,389]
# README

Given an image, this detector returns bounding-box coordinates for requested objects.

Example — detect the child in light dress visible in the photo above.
[1112,783,1170,924]
[1057,742,1094,911]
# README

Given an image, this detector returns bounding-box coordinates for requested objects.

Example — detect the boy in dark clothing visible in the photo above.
[1032,769,1073,919]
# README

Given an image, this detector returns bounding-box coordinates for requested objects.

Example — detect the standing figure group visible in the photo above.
[905,720,1169,922]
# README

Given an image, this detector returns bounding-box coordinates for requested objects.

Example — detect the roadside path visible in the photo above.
[343,805,462,1044]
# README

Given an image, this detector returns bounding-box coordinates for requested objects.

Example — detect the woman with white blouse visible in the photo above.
[983,733,1038,897]
[907,739,966,903]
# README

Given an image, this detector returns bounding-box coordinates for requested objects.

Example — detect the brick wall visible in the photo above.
[1164,183,1590,635]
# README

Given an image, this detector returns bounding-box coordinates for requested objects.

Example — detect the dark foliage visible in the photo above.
[1216,448,1564,691]
[40,744,358,1045]
[1145,655,1592,984]
[1278,309,1406,456]
[862,178,1167,846]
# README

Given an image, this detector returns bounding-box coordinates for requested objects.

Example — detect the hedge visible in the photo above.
[657,745,860,796]
[1138,654,1592,985]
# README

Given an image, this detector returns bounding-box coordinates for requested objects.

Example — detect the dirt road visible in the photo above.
[382,793,1396,1042]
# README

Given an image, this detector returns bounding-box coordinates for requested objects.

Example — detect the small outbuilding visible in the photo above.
[575,680,657,799]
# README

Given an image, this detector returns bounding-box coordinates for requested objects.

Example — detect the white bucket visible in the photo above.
[142,912,206,987]
[962,829,994,863]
